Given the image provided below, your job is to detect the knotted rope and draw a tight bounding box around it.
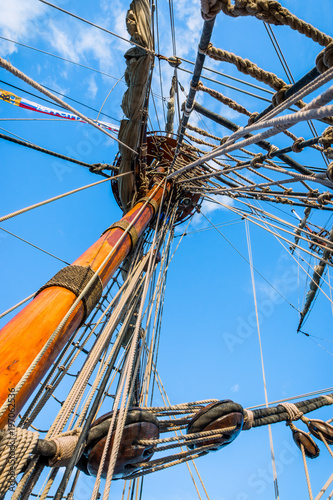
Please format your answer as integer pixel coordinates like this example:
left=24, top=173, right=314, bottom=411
left=243, top=409, right=254, bottom=430
left=48, top=428, right=82, bottom=468
left=319, top=126, right=333, bottom=159
left=278, top=402, right=303, bottom=422
left=316, top=42, right=333, bottom=73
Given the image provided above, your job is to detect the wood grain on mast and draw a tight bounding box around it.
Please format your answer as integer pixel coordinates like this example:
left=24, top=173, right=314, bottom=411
left=0, top=180, right=170, bottom=427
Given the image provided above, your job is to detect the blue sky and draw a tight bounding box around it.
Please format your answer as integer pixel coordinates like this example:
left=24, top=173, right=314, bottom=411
left=0, top=1, right=333, bottom=499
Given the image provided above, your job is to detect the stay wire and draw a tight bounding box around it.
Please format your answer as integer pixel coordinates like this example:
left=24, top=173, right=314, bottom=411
left=154, top=0, right=166, bottom=125
left=0, top=78, right=121, bottom=124
left=0, top=56, right=134, bottom=153
left=245, top=220, right=280, bottom=500
left=263, top=23, right=328, bottom=167
left=0, top=131, right=111, bottom=175
left=0, top=227, right=70, bottom=265
left=200, top=211, right=299, bottom=311
left=38, top=0, right=155, bottom=55
left=0, top=37, right=126, bottom=83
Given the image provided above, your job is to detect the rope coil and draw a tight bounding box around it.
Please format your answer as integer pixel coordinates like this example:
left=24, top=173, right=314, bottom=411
left=0, top=426, right=39, bottom=497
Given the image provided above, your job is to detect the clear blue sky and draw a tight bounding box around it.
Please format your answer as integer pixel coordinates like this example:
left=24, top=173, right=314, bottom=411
left=0, top=1, right=333, bottom=499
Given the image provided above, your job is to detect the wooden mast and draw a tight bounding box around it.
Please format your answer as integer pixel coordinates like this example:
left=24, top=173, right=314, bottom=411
left=0, top=180, right=170, bottom=427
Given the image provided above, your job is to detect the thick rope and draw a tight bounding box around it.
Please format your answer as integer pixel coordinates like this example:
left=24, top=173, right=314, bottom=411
left=137, top=425, right=236, bottom=446
left=197, top=81, right=252, bottom=114
left=206, top=43, right=286, bottom=91
left=316, top=42, right=333, bottom=74
left=168, top=73, right=333, bottom=180
left=203, top=0, right=332, bottom=48
left=187, top=123, right=220, bottom=142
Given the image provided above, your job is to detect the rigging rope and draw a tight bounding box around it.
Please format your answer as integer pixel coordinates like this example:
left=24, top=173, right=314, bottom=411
left=245, top=220, right=280, bottom=499
left=0, top=133, right=111, bottom=175
left=0, top=56, right=136, bottom=153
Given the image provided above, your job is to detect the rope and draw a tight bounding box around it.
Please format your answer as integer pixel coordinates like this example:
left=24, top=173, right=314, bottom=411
left=0, top=184, right=163, bottom=423
left=215, top=0, right=332, bottom=47
left=0, top=177, right=113, bottom=223
left=137, top=425, right=236, bottom=446
left=144, top=342, right=211, bottom=499
left=19, top=276, right=122, bottom=429
left=48, top=429, right=82, bottom=468
left=277, top=402, right=303, bottom=421
left=0, top=426, right=39, bottom=497
left=127, top=444, right=215, bottom=478
left=197, top=81, right=252, bottom=115
left=0, top=227, right=70, bottom=265
left=245, top=220, right=280, bottom=500
left=0, top=56, right=136, bottom=154
left=301, top=444, right=313, bottom=500
left=0, top=133, right=111, bottom=176
left=316, top=42, right=333, bottom=73
left=243, top=409, right=254, bottom=430
left=206, top=43, right=286, bottom=91
left=101, top=183, right=170, bottom=500
left=187, top=123, right=220, bottom=142
left=168, top=96, right=333, bottom=180
left=0, top=293, right=35, bottom=320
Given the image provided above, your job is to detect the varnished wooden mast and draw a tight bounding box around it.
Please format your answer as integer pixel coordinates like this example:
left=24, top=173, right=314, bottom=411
left=0, top=181, right=170, bottom=427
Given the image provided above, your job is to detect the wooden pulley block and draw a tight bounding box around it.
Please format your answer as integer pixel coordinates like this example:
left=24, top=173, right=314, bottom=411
left=76, top=408, right=159, bottom=479
left=291, top=428, right=320, bottom=459
left=304, top=419, right=333, bottom=445
left=186, top=400, right=244, bottom=451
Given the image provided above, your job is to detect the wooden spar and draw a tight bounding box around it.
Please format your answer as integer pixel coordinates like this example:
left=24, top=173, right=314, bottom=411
left=0, top=180, right=170, bottom=427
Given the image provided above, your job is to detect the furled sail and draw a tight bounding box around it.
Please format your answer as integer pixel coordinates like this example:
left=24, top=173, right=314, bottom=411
left=118, top=0, right=153, bottom=212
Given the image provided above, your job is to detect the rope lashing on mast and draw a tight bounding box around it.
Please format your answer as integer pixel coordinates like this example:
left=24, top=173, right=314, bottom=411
left=117, top=0, right=154, bottom=212
left=297, top=226, right=333, bottom=332
left=320, top=126, right=333, bottom=160
left=36, top=266, right=103, bottom=321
